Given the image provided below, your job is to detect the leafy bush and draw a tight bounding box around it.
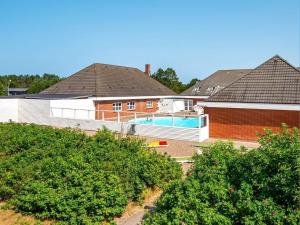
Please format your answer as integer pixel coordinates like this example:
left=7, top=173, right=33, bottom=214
left=0, top=123, right=182, bottom=224
left=144, top=126, right=300, bottom=224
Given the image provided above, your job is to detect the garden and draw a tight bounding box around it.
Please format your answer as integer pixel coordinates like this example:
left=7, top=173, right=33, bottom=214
left=1, top=123, right=299, bottom=225
left=0, top=123, right=182, bottom=224
left=144, top=126, right=300, bottom=224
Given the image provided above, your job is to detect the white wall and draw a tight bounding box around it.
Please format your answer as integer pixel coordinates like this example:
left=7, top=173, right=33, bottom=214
left=173, top=99, right=185, bottom=112
left=0, top=99, right=18, bottom=122
left=50, top=99, right=95, bottom=120
left=18, top=99, right=50, bottom=124
left=0, top=98, right=209, bottom=142
left=158, top=99, right=173, bottom=113
left=158, top=99, right=185, bottom=113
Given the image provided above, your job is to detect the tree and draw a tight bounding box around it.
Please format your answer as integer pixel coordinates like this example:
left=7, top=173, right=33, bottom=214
left=0, top=83, right=5, bottom=95
left=185, top=78, right=199, bottom=89
left=151, top=68, right=186, bottom=93
left=27, top=74, right=61, bottom=94
left=0, top=74, right=61, bottom=96
left=151, top=68, right=201, bottom=93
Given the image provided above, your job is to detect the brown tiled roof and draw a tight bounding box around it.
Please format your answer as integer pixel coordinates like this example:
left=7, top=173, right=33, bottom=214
left=207, top=55, right=300, bottom=104
left=181, top=69, right=251, bottom=96
left=41, top=63, right=176, bottom=97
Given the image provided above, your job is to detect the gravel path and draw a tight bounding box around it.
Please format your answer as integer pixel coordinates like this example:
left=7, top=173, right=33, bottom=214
left=115, top=189, right=161, bottom=225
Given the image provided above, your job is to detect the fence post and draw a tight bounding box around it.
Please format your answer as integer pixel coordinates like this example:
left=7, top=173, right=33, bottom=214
left=102, top=111, right=105, bottom=121
left=117, top=112, right=120, bottom=123
left=152, top=113, right=155, bottom=125
left=61, top=108, right=64, bottom=118
left=134, top=112, right=137, bottom=121
left=88, top=110, right=90, bottom=120
left=199, top=122, right=201, bottom=142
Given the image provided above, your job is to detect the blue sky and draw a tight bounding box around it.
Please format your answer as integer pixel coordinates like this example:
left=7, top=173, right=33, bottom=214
left=0, top=0, right=299, bottom=82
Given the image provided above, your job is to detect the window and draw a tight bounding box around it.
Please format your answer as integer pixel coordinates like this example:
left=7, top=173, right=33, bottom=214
left=112, top=102, right=122, bottom=112
left=127, top=101, right=135, bottom=110
left=146, top=100, right=153, bottom=109
left=184, top=100, right=193, bottom=111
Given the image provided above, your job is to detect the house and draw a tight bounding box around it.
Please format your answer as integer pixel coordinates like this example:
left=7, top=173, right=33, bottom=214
left=0, top=63, right=209, bottom=142
left=8, top=88, right=28, bottom=95
left=179, top=69, right=251, bottom=110
left=40, top=63, right=176, bottom=119
left=160, top=68, right=251, bottom=113
left=202, top=55, right=300, bottom=140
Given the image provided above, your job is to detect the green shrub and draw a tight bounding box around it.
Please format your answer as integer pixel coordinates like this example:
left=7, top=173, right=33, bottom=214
left=144, top=126, right=300, bottom=225
left=0, top=123, right=182, bottom=224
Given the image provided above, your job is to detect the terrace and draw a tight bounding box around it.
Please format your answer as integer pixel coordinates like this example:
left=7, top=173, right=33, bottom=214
left=49, top=106, right=209, bottom=142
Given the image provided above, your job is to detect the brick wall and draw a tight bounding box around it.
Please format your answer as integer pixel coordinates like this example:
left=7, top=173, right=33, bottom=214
left=204, top=107, right=300, bottom=141
left=95, top=99, right=158, bottom=120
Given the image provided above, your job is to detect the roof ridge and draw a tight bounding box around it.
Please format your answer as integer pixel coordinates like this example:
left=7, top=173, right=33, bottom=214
left=91, top=62, right=139, bottom=70
left=217, top=68, right=251, bottom=72
left=272, top=54, right=300, bottom=73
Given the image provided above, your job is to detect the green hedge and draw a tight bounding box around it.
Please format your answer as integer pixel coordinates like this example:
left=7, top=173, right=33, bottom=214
left=0, top=123, right=182, bottom=224
left=144, top=126, right=300, bottom=224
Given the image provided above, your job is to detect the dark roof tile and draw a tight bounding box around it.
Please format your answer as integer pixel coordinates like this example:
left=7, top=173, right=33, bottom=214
left=42, top=63, right=175, bottom=97
left=181, top=69, right=251, bottom=96
left=206, top=55, right=300, bottom=104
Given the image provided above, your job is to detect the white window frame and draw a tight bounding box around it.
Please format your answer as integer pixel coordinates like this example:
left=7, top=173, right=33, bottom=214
left=146, top=100, right=153, bottom=109
left=127, top=101, right=136, bottom=110
left=184, top=100, right=193, bottom=111
left=112, top=102, right=122, bottom=112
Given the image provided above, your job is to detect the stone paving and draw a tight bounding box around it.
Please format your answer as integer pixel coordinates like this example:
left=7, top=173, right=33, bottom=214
left=143, top=136, right=260, bottom=158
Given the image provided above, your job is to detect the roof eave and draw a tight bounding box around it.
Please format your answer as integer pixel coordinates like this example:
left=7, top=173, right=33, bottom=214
left=200, top=101, right=300, bottom=111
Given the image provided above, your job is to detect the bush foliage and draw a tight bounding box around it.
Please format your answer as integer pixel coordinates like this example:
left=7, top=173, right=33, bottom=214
left=0, top=123, right=182, bottom=224
left=144, top=127, right=300, bottom=225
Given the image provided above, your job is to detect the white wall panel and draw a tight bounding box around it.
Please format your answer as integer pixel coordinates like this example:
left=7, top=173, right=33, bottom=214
left=0, top=99, right=18, bottom=122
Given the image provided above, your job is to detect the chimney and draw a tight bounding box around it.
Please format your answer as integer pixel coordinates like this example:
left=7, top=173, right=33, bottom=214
left=145, top=64, right=151, bottom=76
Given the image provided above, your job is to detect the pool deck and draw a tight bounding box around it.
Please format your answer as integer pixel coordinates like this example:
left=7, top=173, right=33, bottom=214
left=85, top=130, right=260, bottom=158
left=143, top=136, right=260, bottom=158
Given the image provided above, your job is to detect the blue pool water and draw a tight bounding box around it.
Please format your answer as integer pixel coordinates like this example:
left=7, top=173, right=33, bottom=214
left=130, top=117, right=204, bottom=128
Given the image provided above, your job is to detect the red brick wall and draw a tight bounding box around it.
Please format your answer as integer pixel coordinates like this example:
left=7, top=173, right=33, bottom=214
left=204, top=107, right=300, bottom=141
left=95, top=99, right=158, bottom=119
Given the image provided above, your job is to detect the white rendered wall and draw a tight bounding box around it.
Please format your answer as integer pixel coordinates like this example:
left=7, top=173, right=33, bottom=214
left=0, top=99, right=18, bottom=122
left=158, top=99, right=185, bottom=113
left=158, top=99, right=174, bottom=113
left=18, top=99, right=50, bottom=124
left=16, top=98, right=209, bottom=142
left=50, top=99, right=95, bottom=120
left=173, top=99, right=185, bottom=112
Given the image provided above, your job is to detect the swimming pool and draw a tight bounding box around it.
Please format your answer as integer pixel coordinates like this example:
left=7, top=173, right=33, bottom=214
left=130, top=116, right=204, bottom=128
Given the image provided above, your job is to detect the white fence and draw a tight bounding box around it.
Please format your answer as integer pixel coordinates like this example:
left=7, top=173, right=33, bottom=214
left=1, top=99, right=209, bottom=142
left=49, top=107, right=209, bottom=142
